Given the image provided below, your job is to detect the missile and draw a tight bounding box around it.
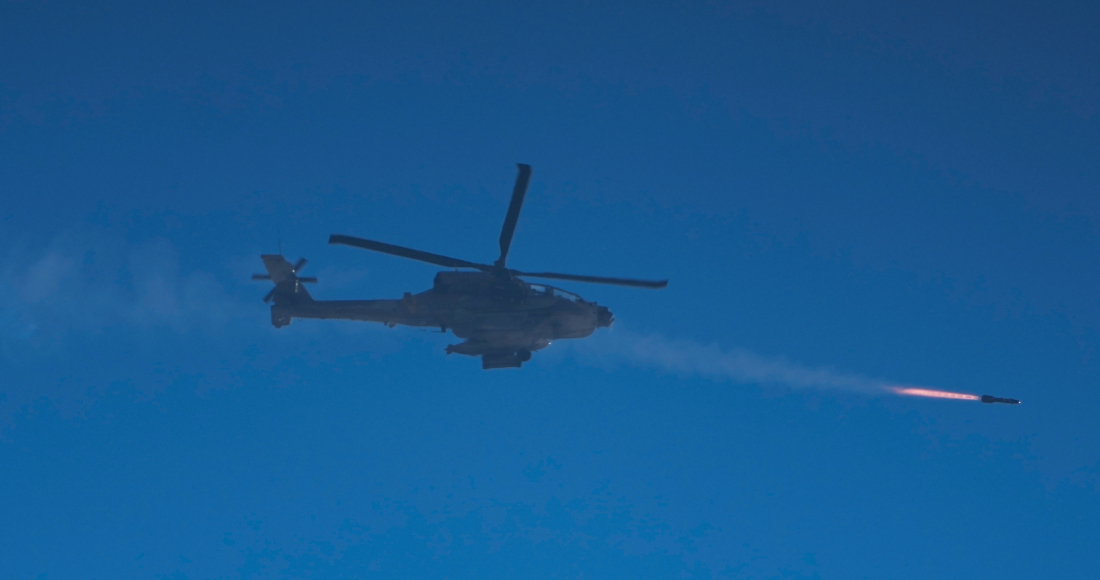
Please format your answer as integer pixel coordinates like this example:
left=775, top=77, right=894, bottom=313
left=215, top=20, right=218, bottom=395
left=980, top=395, right=1020, bottom=405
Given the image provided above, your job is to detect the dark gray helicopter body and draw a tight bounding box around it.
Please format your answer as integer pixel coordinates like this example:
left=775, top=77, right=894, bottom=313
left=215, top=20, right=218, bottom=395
left=254, top=165, right=665, bottom=369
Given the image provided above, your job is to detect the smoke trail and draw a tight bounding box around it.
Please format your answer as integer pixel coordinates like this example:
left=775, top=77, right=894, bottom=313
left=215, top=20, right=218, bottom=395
left=575, top=328, right=960, bottom=398
left=0, top=235, right=244, bottom=347
left=575, top=328, right=886, bottom=394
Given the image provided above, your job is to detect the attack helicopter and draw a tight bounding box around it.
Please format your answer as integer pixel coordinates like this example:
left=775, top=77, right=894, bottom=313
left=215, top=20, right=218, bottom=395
left=253, top=164, right=667, bottom=369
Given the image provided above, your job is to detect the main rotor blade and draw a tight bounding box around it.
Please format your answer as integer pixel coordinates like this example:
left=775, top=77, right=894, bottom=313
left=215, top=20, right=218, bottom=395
left=329, top=234, right=491, bottom=271
left=292, top=258, right=307, bottom=272
left=512, top=270, right=668, bottom=289
left=496, top=163, right=532, bottom=268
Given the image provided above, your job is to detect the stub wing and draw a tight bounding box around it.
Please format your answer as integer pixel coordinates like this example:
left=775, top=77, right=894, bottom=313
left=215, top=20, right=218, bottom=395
left=445, top=335, right=550, bottom=369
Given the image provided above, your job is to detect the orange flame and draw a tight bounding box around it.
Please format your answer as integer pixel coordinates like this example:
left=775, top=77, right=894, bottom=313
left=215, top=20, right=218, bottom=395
left=892, top=387, right=980, bottom=401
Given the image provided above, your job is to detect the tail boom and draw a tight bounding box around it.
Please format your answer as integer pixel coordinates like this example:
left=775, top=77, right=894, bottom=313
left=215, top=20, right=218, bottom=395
left=276, top=299, right=439, bottom=328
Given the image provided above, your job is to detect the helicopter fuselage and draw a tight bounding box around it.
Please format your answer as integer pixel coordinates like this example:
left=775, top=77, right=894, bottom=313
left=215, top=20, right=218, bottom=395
left=268, top=267, right=613, bottom=368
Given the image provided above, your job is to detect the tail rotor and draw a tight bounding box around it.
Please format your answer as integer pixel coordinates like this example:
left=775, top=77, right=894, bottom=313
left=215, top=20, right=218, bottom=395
left=252, top=255, right=317, bottom=303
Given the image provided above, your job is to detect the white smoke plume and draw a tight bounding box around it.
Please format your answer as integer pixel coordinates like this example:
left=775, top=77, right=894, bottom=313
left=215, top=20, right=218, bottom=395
left=0, top=235, right=245, bottom=346
left=575, top=328, right=896, bottom=395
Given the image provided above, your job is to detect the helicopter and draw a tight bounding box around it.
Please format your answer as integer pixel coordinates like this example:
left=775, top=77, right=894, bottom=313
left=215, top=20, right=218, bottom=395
left=253, top=164, right=667, bottom=369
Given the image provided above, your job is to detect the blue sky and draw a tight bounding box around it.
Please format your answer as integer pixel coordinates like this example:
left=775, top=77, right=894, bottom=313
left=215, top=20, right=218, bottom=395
left=2, top=1, right=1099, bottom=578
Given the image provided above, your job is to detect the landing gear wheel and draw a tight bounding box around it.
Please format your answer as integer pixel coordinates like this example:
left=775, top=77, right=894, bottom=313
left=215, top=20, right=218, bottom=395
left=516, top=349, right=532, bottom=362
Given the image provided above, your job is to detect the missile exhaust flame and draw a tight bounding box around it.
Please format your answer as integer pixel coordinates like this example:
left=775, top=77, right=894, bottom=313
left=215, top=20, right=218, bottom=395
left=891, top=387, right=981, bottom=401
left=575, top=329, right=1020, bottom=405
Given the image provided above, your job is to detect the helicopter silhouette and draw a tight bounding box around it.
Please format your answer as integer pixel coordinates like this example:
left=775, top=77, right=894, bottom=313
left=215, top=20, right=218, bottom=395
left=253, top=164, right=666, bottom=369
